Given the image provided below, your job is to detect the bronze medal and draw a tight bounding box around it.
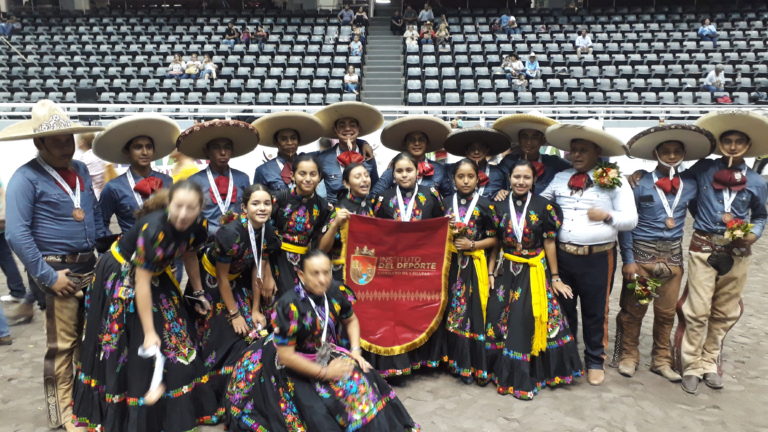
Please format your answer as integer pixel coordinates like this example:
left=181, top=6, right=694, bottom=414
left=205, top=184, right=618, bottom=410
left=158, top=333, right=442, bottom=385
left=665, top=217, right=676, bottom=229
left=72, top=208, right=85, bottom=222
left=516, top=243, right=523, bottom=252
left=722, top=212, right=733, bottom=224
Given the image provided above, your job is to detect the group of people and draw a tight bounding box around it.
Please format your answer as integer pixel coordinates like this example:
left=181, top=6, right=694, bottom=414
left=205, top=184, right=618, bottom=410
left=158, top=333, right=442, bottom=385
left=0, top=99, right=765, bottom=432
left=165, top=53, right=219, bottom=80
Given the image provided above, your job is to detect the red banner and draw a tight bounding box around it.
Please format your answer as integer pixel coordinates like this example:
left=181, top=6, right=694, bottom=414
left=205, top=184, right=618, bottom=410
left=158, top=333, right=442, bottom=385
left=342, top=215, right=450, bottom=355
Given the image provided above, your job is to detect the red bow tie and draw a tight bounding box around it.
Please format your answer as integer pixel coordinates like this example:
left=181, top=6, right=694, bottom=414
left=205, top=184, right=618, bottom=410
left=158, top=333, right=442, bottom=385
left=477, top=170, right=490, bottom=186
left=133, top=176, right=163, bottom=198
left=712, top=169, right=747, bottom=192
left=654, top=176, right=680, bottom=195
left=531, top=161, right=545, bottom=179
left=567, top=172, right=591, bottom=192
left=337, top=151, right=364, bottom=167
left=280, top=161, right=293, bottom=185
left=418, top=161, right=434, bottom=178
left=209, top=175, right=237, bottom=203
left=53, top=167, right=85, bottom=192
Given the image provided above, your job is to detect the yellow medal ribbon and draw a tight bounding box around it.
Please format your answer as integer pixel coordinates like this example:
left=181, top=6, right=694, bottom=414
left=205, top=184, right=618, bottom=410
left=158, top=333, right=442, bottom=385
left=503, top=251, right=548, bottom=356
left=110, top=241, right=182, bottom=295
left=201, top=254, right=239, bottom=281
left=448, top=244, right=490, bottom=323
left=280, top=242, right=309, bottom=255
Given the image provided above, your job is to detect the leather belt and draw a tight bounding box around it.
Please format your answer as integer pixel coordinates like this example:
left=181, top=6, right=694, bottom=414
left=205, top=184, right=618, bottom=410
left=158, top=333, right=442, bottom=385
left=557, top=241, right=615, bottom=256
left=43, top=251, right=95, bottom=264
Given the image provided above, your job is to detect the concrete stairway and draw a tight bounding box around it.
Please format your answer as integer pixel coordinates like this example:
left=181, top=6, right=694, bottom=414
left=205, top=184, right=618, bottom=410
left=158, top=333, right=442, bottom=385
left=361, top=9, right=404, bottom=106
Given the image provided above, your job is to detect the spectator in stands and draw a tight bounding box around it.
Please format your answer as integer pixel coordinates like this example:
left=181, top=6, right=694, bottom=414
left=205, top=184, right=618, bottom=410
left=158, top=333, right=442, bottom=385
left=352, top=24, right=367, bottom=44
left=404, top=24, right=419, bottom=40
left=338, top=5, right=354, bottom=25
left=353, top=7, right=369, bottom=28
left=241, top=27, right=252, bottom=49
left=0, top=17, right=11, bottom=37
left=575, top=29, right=594, bottom=57
left=166, top=54, right=185, bottom=79
left=405, top=34, right=419, bottom=49
left=698, top=18, right=718, bottom=47
left=702, top=64, right=727, bottom=93
left=183, top=53, right=202, bottom=79
left=403, top=5, right=418, bottom=27
left=512, top=73, right=529, bottom=91
left=502, top=54, right=525, bottom=82
left=349, top=35, right=363, bottom=56
left=450, top=117, right=464, bottom=129
left=524, top=52, right=541, bottom=79
left=420, top=24, right=436, bottom=45
left=223, top=22, right=240, bottom=47
left=344, top=65, right=360, bottom=95
left=418, top=4, right=435, bottom=27
left=436, top=13, right=448, bottom=27
left=255, top=26, right=268, bottom=51
left=435, top=22, right=451, bottom=50
left=200, top=54, right=218, bottom=80
left=500, top=9, right=520, bottom=35
left=391, top=10, right=404, bottom=35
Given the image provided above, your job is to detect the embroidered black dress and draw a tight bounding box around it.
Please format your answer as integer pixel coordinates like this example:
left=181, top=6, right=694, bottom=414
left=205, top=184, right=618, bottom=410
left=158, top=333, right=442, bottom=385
left=330, top=193, right=377, bottom=281
left=225, top=282, right=419, bottom=432
left=73, top=210, right=221, bottom=431
left=442, top=192, right=498, bottom=382
left=485, top=194, right=583, bottom=400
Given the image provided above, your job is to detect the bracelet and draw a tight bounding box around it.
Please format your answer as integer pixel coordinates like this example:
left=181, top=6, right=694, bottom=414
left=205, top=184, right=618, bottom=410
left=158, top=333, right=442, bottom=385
left=551, top=273, right=559, bottom=277
left=191, top=290, right=205, bottom=297
left=470, top=240, right=475, bottom=251
left=552, top=277, right=562, bottom=283
left=351, top=347, right=362, bottom=353
left=227, top=310, right=242, bottom=322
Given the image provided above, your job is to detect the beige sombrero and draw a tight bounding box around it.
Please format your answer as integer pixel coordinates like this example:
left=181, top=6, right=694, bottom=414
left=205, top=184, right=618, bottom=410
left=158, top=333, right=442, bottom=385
left=93, top=114, right=180, bottom=164
left=545, top=118, right=627, bottom=157
left=443, top=127, right=511, bottom=157
left=627, top=124, right=716, bottom=161
left=252, top=111, right=324, bottom=147
left=176, top=120, right=259, bottom=160
left=492, top=110, right=558, bottom=143
left=314, top=102, right=384, bottom=138
left=695, top=110, right=768, bottom=158
left=380, top=116, right=451, bottom=152
left=0, top=100, right=103, bottom=141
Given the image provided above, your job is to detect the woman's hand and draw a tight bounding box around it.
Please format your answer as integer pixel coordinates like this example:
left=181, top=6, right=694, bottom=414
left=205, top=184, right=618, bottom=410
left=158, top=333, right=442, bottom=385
left=251, top=310, right=267, bottom=330
left=324, top=357, right=354, bottom=381
left=348, top=350, right=372, bottom=373
left=551, top=279, right=573, bottom=299
left=453, top=237, right=473, bottom=251
left=143, top=331, right=161, bottom=350
left=230, top=315, right=250, bottom=336
left=193, top=297, right=212, bottom=315
left=334, top=208, right=351, bottom=226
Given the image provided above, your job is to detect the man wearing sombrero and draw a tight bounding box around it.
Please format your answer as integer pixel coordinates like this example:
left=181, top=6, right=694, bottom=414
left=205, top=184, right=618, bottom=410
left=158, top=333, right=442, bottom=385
left=442, top=127, right=511, bottom=199
left=676, top=110, right=768, bottom=394
left=615, top=124, right=715, bottom=383
left=314, top=102, right=382, bottom=203
left=252, top=111, right=324, bottom=191
left=540, top=118, right=638, bottom=386
left=0, top=100, right=106, bottom=431
left=178, top=120, right=257, bottom=234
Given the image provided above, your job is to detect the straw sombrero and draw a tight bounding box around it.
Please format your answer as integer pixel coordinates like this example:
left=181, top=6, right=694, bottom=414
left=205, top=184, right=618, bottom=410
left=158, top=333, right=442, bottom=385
left=627, top=124, right=716, bottom=161
left=380, top=116, right=451, bottom=152
left=93, top=114, right=180, bottom=164
left=695, top=110, right=768, bottom=158
left=314, top=102, right=384, bottom=138
left=252, top=111, right=324, bottom=147
left=176, top=120, right=259, bottom=160
left=0, top=100, right=103, bottom=142
left=545, top=118, right=627, bottom=157
left=443, top=127, right=511, bottom=157
left=493, top=110, right=558, bottom=143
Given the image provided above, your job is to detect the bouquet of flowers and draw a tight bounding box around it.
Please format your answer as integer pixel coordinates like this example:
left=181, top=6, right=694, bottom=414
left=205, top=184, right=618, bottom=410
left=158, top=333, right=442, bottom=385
left=592, top=161, right=622, bottom=189
left=724, top=218, right=753, bottom=242
left=451, top=221, right=469, bottom=238
left=626, top=274, right=661, bottom=305
left=245, top=327, right=269, bottom=344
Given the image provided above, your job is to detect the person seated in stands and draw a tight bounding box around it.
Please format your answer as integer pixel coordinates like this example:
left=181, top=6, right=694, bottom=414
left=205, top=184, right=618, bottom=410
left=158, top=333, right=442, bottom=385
left=403, top=5, right=418, bottom=27
left=240, top=27, right=251, bottom=49
left=391, top=10, right=404, bottom=35
left=0, top=16, right=15, bottom=37
left=403, top=24, right=419, bottom=40
left=199, top=54, right=218, bottom=80
left=702, top=64, right=727, bottom=93
left=420, top=24, right=436, bottom=45
left=255, top=26, right=268, bottom=50
left=503, top=54, right=525, bottom=82
left=165, top=54, right=185, bottom=79
left=575, top=29, right=593, bottom=57
left=182, top=53, right=202, bottom=79
left=338, top=5, right=354, bottom=25
left=343, top=65, right=360, bottom=95
left=436, top=13, right=448, bottom=27
left=525, top=52, right=541, bottom=79
left=353, top=7, right=369, bottom=28
left=698, top=18, right=718, bottom=47
left=512, top=73, right=529, bottom=91
left=418, top=4, right=435, bottom=27
left=435, top=22, right=451, bottom=49
left=223, top=21, right=240, bottom=47
left=405, top=34, right=419, bottom=49
left=349, top=35, right=363, bottom=56
left=352, top=24, right=366, bottom=44
left=500, top=9, right=520, bottom=35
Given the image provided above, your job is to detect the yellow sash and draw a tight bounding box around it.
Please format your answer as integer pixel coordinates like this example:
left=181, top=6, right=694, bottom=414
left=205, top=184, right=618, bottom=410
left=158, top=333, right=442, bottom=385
left=110, top=242, right=181, bottom=294
left=281, top=242, right=309, bottom=255
left=448, top=244, right=490, bottom=323
left=503, top=251, right=548, bottom=356
left=331, top=257, right=345, bottom=265
left=201, top=254, right=240, bottom=281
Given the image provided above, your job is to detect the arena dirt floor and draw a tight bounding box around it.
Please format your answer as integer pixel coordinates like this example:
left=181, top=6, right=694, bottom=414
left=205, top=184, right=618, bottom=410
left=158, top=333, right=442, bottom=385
left=1, top=227, right=767, bottom=431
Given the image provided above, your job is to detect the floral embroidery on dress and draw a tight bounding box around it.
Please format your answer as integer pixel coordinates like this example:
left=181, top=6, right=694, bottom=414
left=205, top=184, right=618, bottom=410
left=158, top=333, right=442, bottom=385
left=316, top=368, right=381, bottom=429
left=158, top=294, right=197, bottom=364
left=227, top=347, right=263, bottom=407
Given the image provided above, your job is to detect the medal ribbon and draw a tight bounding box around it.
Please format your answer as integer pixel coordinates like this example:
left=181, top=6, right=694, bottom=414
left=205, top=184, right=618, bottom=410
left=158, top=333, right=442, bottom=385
left=37, top=156, right=81, bottom=210
left=305, top=292, right=329, bottom=345
left=509, top=192, right=531, bottom=246
left=395, top=186, right=417, bottom=222
left=721, top=168, right=747, bottom=215
left=126, top=169, right=145, bottom=207
left=651, top=171, right=684, bottom=222
left=452, top=192, right=480, bottom=225
left=206, top=166, right=234, bottom=215
left=247, top=221, right=265, bottom=280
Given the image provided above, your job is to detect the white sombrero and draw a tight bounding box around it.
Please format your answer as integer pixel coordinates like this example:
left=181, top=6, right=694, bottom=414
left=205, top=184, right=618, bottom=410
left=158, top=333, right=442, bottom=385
left=93, top=114, right=180, bottom=164
left=380, top=116, right=451, bottom=152
left=545, top=118, right=627, bottom=157
left=695, top=110, right=768, bottom=158
left=314, top=102, right=384, bottom=138
left=443, top=127, right=511, bottom=157
left=253, top=111, right=324, bottom=148
left=627, top=124, right=716, bottom=161
left=176, top=120, right=259, bottom=160
left=492, top=110, right=558, bottom=143
left=0, top=100, right=103, bottom=142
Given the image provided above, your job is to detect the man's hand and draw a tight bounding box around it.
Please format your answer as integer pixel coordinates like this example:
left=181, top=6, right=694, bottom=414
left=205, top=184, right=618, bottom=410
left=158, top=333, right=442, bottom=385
left=50, top=269, right=77, bottom=296
left=587, top=207, right=610, bottom=222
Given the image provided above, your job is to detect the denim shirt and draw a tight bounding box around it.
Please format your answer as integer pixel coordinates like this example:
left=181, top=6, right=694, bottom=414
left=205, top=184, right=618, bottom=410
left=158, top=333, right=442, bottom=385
left=188, top=165, right=252, bottom=234
left=687, top=158, right=767, bottom=238
left=253, top=156, right=291, bottom=192
left=313, top=140, right=379, bottom=204
left=373, top=158, right=452, bottom=198
left=5, top=158, right=106, bottom=287
left=99, top=169, right=173, bottom=233
left=499, top=153, right=571, bottom=193
left=446, top=161, right=508, bottom=199
left=619, top=169, right=698, bottom=263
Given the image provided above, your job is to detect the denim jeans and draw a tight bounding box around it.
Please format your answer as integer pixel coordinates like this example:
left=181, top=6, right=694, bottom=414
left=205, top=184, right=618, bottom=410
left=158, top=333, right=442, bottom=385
left=702, top=85, right=723, bottom=93
left=223, top=39, right=236, bottom=46
left=0, top=233, right=26, bottom=299
left=344, top=83, right=358, bottom=93
left=0, top=23, right=12, bottom=37
left=0, top=306, right=9, bottom=337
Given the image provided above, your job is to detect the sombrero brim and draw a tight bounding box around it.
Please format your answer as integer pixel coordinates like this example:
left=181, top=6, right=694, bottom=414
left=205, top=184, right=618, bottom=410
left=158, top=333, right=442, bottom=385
left=443, top=128, right=511, bottom=157
left=0, top=120, right=103, bottom=142
left=252, top=111, right=324, bottom=147
left=314, top=102, right=384, bottom=138
left=380, top=116, right=451, bottom=153
left=176, top=120, right=259, bottom=160
left=627, top=124, right=716, bottom=161
left=695, top=110, right=768, bottom=157
left=545, top=124, right=627, bottom=157
left=93, top=115, right=180, bottom=164
left=492, top=114, right=558, bottom=143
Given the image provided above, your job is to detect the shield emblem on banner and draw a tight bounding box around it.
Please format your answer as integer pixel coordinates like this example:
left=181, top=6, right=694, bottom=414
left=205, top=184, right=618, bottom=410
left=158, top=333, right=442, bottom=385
left=350, top=246, right=377, bottom=286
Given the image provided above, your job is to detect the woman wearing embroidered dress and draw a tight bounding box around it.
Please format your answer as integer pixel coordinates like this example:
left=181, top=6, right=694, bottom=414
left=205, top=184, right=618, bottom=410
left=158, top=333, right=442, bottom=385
left=225, top=250, right=419, bottom=431
left=73, top=180, right=221, bottom=431
left=271, top=154, right=334, bottom=299
left=319, top=162, right=377, bottom=281
left=94, top=114, right=178, bottom=234
left=442, top=158, right=498, bottom=384
left=191, top=184, right=280, bottom=402
left=485, top=160, right=582, bottom=400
